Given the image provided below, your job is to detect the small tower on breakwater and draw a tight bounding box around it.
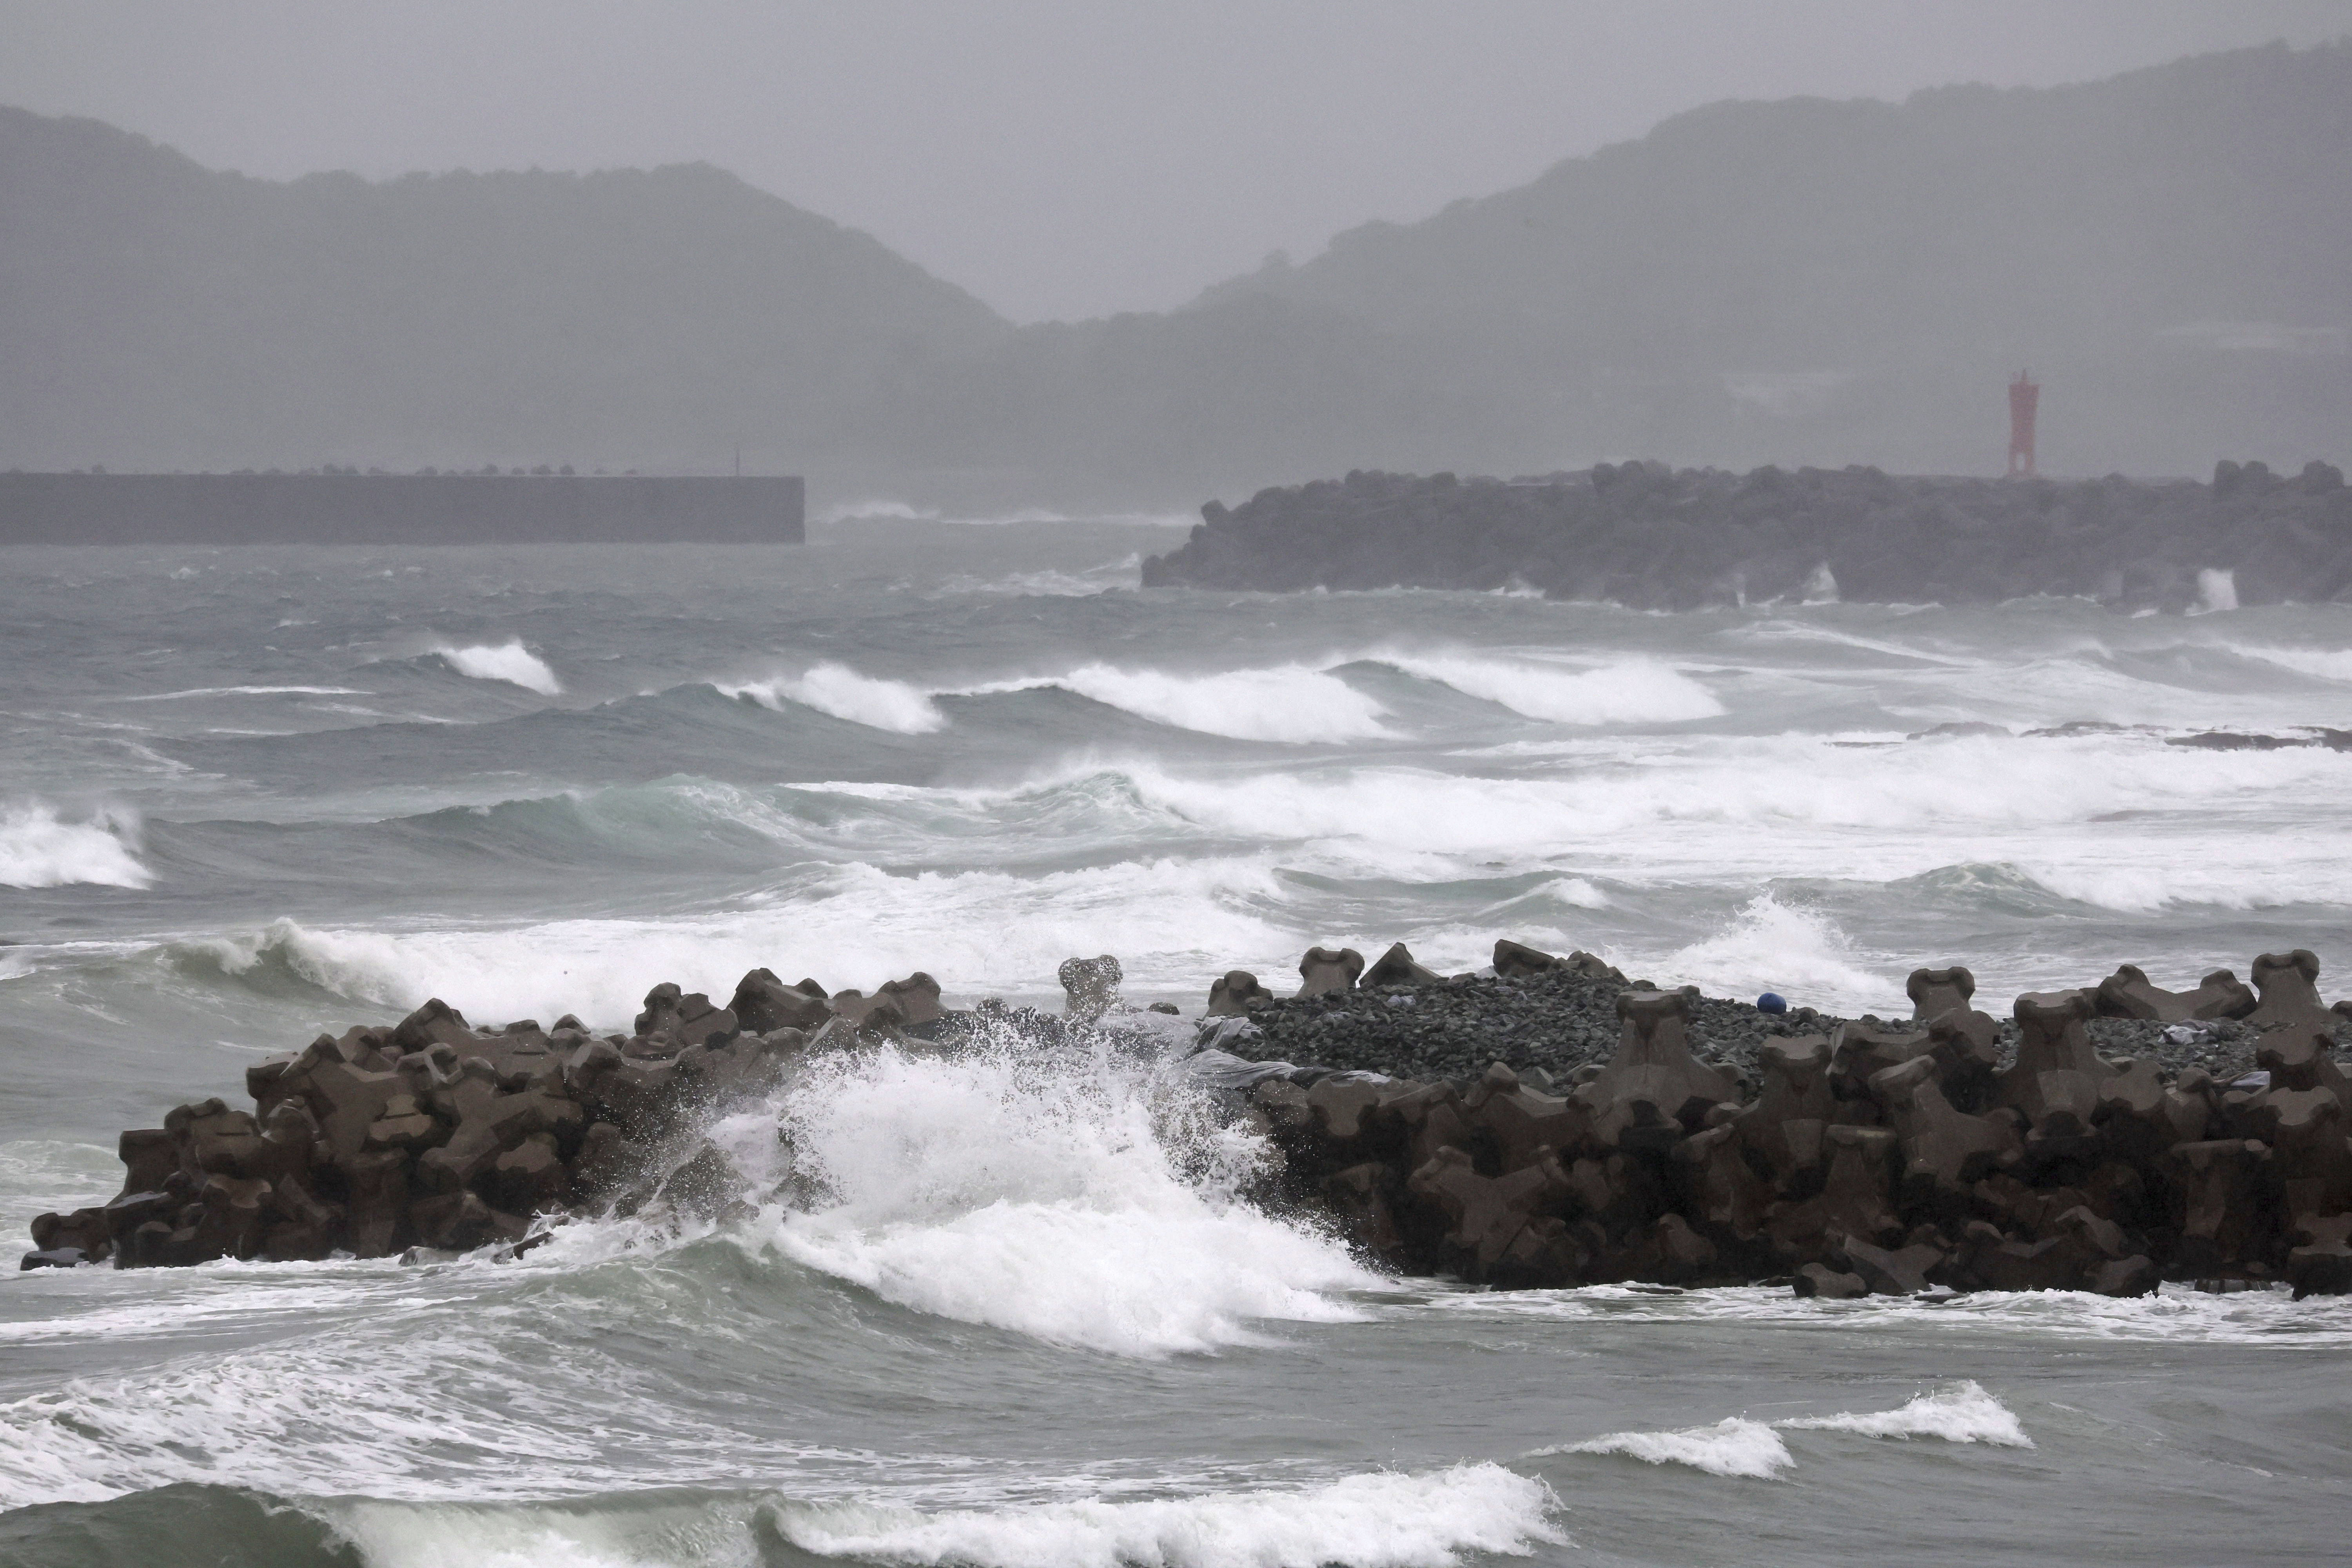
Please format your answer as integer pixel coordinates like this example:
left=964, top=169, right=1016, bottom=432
left=2007, top=370, right=2040, bottom=477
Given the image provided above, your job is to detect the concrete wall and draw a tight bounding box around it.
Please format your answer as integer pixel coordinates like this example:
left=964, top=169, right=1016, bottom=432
left=0, top=473, right=804, bottom=545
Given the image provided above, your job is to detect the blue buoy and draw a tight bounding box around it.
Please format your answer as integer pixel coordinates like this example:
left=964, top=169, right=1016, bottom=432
left=1756, top=992, right=1788, bottom=1014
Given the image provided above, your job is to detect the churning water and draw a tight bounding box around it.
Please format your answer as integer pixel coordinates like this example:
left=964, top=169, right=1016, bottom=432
left=3, top=515, right=2349, bottom=1564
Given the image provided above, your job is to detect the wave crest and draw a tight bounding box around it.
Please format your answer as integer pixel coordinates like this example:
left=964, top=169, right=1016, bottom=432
left=431, top=640, right=561, bottom=695
left=764, top=1038, right=1378, bottom=1356
left=1545, top=1416, right=1792, bottom=1479
left=1781, top=1380, right=2032, bottom=1446
left=724, top=663, right=946, bottom=733
left=991, top=664, right=1394, bottom=743
left=0, top=799, right=152, bottom=889
left=1384, top=652, right=1724, bottom=724
left=766, top=1464, right=1562, bottom=1568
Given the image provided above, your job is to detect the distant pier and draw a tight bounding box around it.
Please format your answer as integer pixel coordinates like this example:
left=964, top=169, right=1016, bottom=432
left=0, top=472, right=805, bottom=545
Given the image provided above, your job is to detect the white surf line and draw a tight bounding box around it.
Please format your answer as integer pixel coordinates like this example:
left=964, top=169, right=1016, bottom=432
left=1531, top=1381, right=2030, bottom=1479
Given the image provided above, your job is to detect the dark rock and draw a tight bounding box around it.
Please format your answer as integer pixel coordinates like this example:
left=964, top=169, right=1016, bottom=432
left=1579, top=988, right=1735, bottom=1148
left=1059, top=954, right=1124, bottom=1020
left=1207, top=969, right=1277, bottom=1016
left=1363, top=942, right=1445, bottom=990
left=20, top=1247, right=89, bottom=1270
left=2247, top=949, right=2331, bottom=1035
left=1296, top=946, right=1364, bottom=998
left=1906, top=966, right=1975, bottom=1021
left=728, top=968, right=833, bottom=1033
left=1408, top=1144, right=1571, bottom=1278
left=1138, top=465, right=2352, bottom=612
left=1793, top=1262, right=1868, bottom=1299
left=2287, top=1213, right=2352, bottom=1298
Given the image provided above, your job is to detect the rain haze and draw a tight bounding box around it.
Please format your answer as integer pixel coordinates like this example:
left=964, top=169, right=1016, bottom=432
left=3, top=0, right=2347, bottom=319
left=5, top=9, right=2352, bottom=1568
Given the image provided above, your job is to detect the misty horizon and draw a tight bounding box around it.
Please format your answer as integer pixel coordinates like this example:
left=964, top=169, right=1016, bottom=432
left=7, top=31, right=2347, bottom=495
left=5, top=0, right=2348, bottom=323
left=8, top=10, right=2352, bottom=1560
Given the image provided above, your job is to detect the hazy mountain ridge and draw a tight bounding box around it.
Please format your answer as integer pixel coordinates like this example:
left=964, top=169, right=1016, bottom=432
left=0, top=107, right=1011, bottom=476
left=1165, top=40, right=2352, bottom=479
left=2, top=41, right=2347, bottom=503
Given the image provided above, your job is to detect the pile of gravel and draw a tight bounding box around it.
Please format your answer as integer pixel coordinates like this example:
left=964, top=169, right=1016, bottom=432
left=1236, top=972, right=2315, bottom=1093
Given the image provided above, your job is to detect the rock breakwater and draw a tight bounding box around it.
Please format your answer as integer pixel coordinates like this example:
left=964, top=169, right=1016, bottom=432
left=22, top=942, right=2352, bottom=1302
left=1139, top=460, right=2352, bottom=610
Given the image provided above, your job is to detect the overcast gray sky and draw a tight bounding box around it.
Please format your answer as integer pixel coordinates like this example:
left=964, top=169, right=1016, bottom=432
left=4, top=1, right=2344, bottom=322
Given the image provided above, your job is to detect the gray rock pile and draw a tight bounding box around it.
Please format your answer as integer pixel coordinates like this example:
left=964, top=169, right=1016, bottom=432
left=23, top=937, right=2352, bottom=1302
left=16, top=967, right=940, bottom=1270
left=1209, top=940, right=2352, bottom=1299
left=1138, top=460, right=2352, bottom=610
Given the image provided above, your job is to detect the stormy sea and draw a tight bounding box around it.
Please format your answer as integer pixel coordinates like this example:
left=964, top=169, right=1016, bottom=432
left=3, top=512, right=2348, bottom=1566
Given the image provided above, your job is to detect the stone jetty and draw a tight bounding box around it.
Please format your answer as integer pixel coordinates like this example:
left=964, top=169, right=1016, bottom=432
left=22, top=943, right=2352, bottom=1300
left=1138, top=461, right=2352, bottom=610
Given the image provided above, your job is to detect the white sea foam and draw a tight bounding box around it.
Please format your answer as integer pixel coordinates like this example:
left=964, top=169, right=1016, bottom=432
left=976, top=664, right=1394, bottom=742
left=2193, top=568, right=2239, bottom=614
left=2231, top=644, right=2352, bottom=683
left=929, top=567, right=1117, bottom=598
left=327, top=1506, right=683, bottom=1568
left=0, top=1327, right=588, bottom=1508
left=1528, top=1385, right=2026, bottom=1483
left=1780, top=1381, right=2031, bottom=1446
left=1383, top=652, right=1724, bottom=724
left=1661, top=895, right=1894, bottom=1012
left=1543, top=876, right=1610, bottom=909
left=0, top=1138, right=118, bottom=1243
left=432, top=640, right=562, bottom=695
left=0, top=799, right=153, bottom=889
left=114, top=684, right=368, bottom=702
left=196, top=851, right=1291, bottom=1023
left=766, top=1042, right=1378, bottom=1356
left=769, top=1464, right=1562, bottom=1568
left=822, top=498, right=940, bottom=524
left=1542, top=1417, right=1792, bottom=1478
left=1405, top=1281, right=2352, bottom=1345
left=1114, top=735, right=2352, bottom=905
left=724, top=663, right=946, bottom=733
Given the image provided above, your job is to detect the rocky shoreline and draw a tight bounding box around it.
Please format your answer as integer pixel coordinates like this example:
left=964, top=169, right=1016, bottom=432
left=22, top=942, right=2352, bottom=1302
left=1138, top=460, right=2352, bottom=610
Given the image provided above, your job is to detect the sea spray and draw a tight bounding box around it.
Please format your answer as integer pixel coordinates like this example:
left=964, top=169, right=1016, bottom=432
left=430, top=639, right=562, bottom=695
left=724, top=663, right=947, bottom=733
left=1377, top=651, right=1724, bottom=724
left=165, top=852, right=1294, bottom=1025
left=0, top=799, right=152, bottom=890
left=763, top=1465, right=1564, bottom=1568
left=1541, top=1417, right=1794, bottom=1479
left=1779, top=1381, right=2033, bottom=1446
left=760, top=1031, right=1379, bottom=1356
left=964, top=664, right=1395, bottom=743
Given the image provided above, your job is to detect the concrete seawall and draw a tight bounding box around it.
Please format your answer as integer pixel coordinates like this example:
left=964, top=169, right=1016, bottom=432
left=0, top=473, right=805, bottom=545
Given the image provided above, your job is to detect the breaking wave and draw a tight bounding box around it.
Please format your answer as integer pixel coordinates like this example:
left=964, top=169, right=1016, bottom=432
left=764, top=1464, right=1562, bottom=1568
left=1661, top=894, right=1894, bottom=1014
left=1537, top=1383, right=2029, bottom=1480
left=0, top=799, right=153, bottom=889
left=1383, top=652, right=1724, bottom=724
left=762, top=1040, right=1379, bottom=1357
left=724, top=662, right=946, bottom=733
left=165, top=851, right=1294, bottom=1025
left=2230, top=643, right=2352, bottom=683
left=430, top=639, right=562, bottom=695
left=1544, top=1417, right=1793, bottom=1479
left=1780, top=1381, right=2032, bottom=1446
left=976, top=664, right=1395, bottom=743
